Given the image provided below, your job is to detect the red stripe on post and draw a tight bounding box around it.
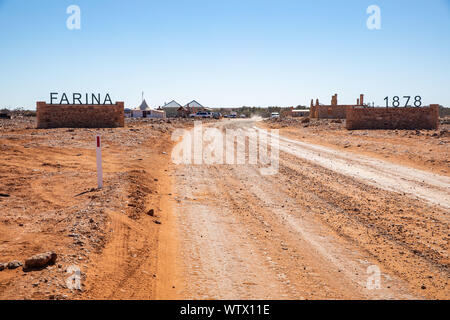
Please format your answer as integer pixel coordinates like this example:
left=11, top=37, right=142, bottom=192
left=97, top=136, right=100, bottom=148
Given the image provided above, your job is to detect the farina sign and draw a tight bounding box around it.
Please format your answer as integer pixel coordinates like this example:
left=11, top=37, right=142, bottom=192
left=49, top=92, right=113, bottom=105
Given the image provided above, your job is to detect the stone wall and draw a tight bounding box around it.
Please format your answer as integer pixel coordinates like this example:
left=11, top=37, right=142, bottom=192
left=346, top=105, right=439, bottom=130
left=309, top=94, right=364, bottom=119
left=36, top=102, right=124, bottom=128
left=310, top=105, right=348, bottom=119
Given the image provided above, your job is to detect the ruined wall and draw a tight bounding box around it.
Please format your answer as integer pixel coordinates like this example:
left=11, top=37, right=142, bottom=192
left=310, top=94, right=365, bottom=119
left=346, top=105, right=439, bottom=130
left=36, top=102, right=124, bottom=128
left=311, top=105, right=318, bottom=118
left=310, top=105, right=348, bottom=119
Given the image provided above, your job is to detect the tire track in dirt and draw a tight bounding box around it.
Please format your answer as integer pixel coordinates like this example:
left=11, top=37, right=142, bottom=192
left=80, top=132, right=176, bottom=300
left=169, top=120, right=440, bottom=299
left=256, top=127, right=450, bottom=210
left=173, top=165, right=291, bottom=299
left=257, top=123, right=449, bottom=298
left=229, top=127, right=418, bottom=299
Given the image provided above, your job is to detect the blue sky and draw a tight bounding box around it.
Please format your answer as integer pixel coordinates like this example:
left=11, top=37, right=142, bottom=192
left=0, top=0, right=449, bottom=109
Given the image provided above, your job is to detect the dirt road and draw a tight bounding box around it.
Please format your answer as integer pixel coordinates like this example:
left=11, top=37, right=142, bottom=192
left=258, top=127, right=450, bottom=209
left=1, top=118, right=447, bottom=300
left=162, top=119, right=449, bottom=299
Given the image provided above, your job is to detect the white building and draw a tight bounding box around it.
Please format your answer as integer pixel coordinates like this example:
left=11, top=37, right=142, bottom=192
left=292, top=109, right=310, bottom=117
left=132, top=99, right=166, bottom=119
left=148, top=109, right=166, bottom=118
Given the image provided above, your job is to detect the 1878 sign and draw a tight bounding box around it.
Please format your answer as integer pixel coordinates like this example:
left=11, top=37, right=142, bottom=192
left=49, top=93, right=113, bottom=105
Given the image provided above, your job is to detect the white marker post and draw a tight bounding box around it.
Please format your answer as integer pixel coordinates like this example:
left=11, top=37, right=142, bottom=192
left=96, top=135, right=103, bottom=189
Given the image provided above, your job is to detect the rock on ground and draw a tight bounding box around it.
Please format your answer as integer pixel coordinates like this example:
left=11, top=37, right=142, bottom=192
left=24, top=252, right=57, bottom=270
left=7, top=260, right=22, bottom=269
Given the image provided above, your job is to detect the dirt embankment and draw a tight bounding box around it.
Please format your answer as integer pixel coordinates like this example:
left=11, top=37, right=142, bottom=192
left=263, top=117, right=450, bottom=176
left=0, top=117, right=189, bottom=300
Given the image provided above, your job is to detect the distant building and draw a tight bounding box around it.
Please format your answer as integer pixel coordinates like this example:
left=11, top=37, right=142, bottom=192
left=161, top=100, right=183, bottom=118
left=184, top=100, right=211, bottom=112
left=124, top=108, right=132, bottom=118
left=147, top=109, right=166, bottom=118
left=177, top=106, right=190, bottom=118
left=131, top=99, right=166, bottom=118
left=176, top=100, right=210, bottom=117
left=162, top=100, right=182, bottom=109
left=184, top=100, right=203, bottom=111
left=291, top=109, right=310, bottom=117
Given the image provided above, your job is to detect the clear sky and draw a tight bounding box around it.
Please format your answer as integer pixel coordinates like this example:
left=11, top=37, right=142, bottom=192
left=0, top=0, right=449, bottom=109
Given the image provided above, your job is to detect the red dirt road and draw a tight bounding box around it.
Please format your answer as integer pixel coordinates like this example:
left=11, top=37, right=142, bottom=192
left=0, top=118, right=448, bottom=300
left=164, top=119, right=448, bottom=299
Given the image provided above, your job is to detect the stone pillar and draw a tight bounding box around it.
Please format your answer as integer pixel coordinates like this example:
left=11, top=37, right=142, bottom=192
left=331, top=94, right=338, bottom=106
left=36, top=101, right=46, bottom=129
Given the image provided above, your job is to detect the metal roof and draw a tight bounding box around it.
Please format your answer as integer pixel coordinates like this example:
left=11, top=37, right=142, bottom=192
left=139, top=99, right=150, bottom=111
